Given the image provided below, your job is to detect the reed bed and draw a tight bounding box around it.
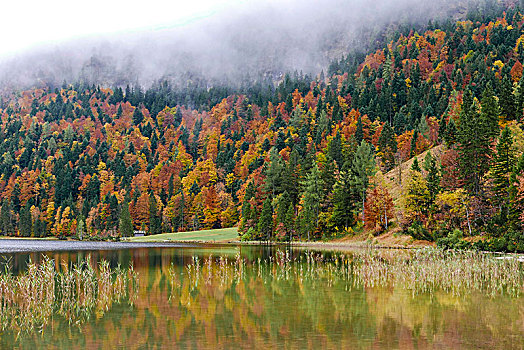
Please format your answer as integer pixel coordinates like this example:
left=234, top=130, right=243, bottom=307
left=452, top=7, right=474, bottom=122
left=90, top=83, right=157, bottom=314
left=172, top=248, right=524, bottom=298
left=0, top=256, right=138, bottom=334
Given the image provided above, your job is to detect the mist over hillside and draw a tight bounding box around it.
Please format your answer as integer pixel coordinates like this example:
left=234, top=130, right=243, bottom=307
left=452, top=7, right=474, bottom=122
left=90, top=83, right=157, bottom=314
left=0, top=0, right=506, bottom=89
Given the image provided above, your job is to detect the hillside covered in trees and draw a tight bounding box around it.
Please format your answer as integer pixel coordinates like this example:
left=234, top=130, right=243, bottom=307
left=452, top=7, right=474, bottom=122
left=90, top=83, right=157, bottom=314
left=0, top=3, right=523, bottom=251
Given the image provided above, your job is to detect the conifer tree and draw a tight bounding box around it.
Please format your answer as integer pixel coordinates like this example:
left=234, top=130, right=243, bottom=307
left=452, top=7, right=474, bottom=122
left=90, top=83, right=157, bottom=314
left=264, top=147, right=283, bottom=197
left=444, top=117, right=457, bottom=146
left=133, top=107, right=144, bottom=125
left=284, top=202, right=295, bottom=240
left=329, top=173, right=352, bottom=232
left=481, top=83, right=500, bottom=140
left=516, top=80, right=524, bottom=119
left=275, top=192, right=291, bottom=227
left=148, top=194, right=161, bottom=235
left=0, top=201, right=12, bottom=236
left=409, top=130, right=418, bottom=157
left=500, top=76, right=516, bottom=120
left=257, top=197, right=273, bottom=240
left=300, top=164, right=324, bottom=240
left=457, top=88, right=499, bottom=196
left=351, top=141, right=376, bottom=226
left=411, top=157, right=421, bottom=172
left=490, top=127, right=515, bottom=220
left=378, top=122, right=397, bottom=171
left=19, top=204, right=32, bottom=237
left=119, top=199, right=134, bottom=237
left=424, top=152, right=441, bottom=203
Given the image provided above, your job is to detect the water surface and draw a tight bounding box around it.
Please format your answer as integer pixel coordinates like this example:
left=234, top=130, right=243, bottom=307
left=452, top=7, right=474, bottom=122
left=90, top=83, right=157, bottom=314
left=1, top=245, right=523, bottom=349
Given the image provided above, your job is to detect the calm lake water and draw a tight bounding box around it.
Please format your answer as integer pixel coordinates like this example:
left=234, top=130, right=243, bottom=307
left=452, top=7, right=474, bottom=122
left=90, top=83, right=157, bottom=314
left=1, top=244, right=523, bottom=349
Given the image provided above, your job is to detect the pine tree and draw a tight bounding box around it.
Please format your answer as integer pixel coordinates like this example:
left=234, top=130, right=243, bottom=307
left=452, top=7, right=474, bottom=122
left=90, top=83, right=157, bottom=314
left=119, top=199, right=134, bottom=237
left=257, top=197, right=273, bottom=240
left=331, top=164, right=357, bottom=231
left=351, top=141, right=376, bottom=227
left=284, top=202, right=295, bottom=240
left=133, top=106, right=144, bottom=125
left=424, top=152, right=441, bottom=203
left=327, top=131, right=343, bottom=168
left=264, top=147, right=283, bottom=197
left=457, top=88, right=499, bottom=196
left=300, top=164, right=324, bottom=240
left=116, top=105, right=123, bottom=118
left=500, top=76, right=516, bottom=120
left=393, top=108, right=407, bottom=133
left=409, top=130, right=418, bottom=157
left=0, top=201, right=12, bottom=236
left=174, top=106, right=183, bottom=127
left=481, top=83, right=500, bottom=140
left=378, top=122, right=397, bottom=171
left=18, top=204, right=32, bottom=237
left=148, top=194, right=161, bottom=235
left=275, top=192, right=291, bottom=227
left=444, top=117, right=457, bottom=146
left=516, top=80, right=524, bottom=119
left=490, top=127, right=516, bottom=220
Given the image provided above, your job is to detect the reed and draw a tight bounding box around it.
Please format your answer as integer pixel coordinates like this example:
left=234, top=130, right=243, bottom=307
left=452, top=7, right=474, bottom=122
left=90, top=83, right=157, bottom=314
left=0, top=256, right=139, bottom=334
left=172, top=248, right=523, bottom=298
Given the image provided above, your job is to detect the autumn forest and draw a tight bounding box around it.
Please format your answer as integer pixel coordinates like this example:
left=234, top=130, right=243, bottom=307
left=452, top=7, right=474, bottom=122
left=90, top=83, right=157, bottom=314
left=0, top=4, right=523, bottom=252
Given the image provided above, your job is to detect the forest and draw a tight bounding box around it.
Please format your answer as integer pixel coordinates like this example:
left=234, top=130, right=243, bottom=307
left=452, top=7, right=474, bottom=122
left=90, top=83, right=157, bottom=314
left=0, top=4, right=522, bottom=251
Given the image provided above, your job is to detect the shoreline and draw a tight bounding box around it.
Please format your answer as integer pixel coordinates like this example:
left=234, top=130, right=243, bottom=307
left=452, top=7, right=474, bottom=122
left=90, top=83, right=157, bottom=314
left=1, top=237, right=522, bottom=258
left=0, top=237, right=422, bottom=254
left=0, top=238, right=200, bottom=253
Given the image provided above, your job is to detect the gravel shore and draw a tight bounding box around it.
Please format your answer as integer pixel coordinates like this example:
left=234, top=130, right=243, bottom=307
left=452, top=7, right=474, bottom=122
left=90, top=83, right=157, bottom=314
left=0, top=239, right=198, bottom=253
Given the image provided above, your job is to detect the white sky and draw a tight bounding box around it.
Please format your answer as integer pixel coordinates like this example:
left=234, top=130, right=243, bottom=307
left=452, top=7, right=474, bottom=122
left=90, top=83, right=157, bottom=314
left=0, top=0, right=247, bottom=56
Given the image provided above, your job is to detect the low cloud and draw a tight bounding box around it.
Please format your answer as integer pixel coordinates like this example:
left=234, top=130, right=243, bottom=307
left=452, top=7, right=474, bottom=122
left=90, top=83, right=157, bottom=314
left=0, top=0, right=499, bottom=89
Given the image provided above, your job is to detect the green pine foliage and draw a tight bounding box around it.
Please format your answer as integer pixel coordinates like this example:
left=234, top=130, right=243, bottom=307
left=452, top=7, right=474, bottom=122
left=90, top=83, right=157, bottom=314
left=119, top=199, right=134, bottom=237
left=490, top=127, right=516, bottom=221
left=457, top=88, right=499, bottom=196
left=257, top=197, right=273, bottom=240
left=299, top=164, right=324, bottom=240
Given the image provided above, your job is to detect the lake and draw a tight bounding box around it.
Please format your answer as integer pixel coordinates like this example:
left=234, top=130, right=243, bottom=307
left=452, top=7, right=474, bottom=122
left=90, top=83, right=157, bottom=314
left=0, top=242, right=523, bottom=349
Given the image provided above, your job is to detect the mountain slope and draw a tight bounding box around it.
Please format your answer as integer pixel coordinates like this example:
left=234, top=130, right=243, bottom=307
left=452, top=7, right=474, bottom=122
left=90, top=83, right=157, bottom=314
left=0, top=3, right=521, bottom=252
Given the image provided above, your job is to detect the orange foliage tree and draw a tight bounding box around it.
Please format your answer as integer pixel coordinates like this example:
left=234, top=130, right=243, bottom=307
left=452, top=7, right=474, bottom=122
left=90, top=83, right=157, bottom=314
left=364, top=182, right=394, bottom=231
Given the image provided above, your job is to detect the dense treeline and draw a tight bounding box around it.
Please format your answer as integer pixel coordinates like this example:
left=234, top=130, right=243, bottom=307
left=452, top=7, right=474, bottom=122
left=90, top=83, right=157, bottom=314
left=0, top=5, right=523, bottom=251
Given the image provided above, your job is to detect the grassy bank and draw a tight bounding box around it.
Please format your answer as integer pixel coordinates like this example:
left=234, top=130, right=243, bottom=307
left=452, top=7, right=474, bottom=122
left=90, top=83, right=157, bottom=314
left=125, top=227, right=239, bottom=243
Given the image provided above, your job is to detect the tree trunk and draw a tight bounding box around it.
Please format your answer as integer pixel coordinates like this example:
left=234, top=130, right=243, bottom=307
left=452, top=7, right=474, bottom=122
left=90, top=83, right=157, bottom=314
left=462, top=198, right=472, bottom=236
left=362, top=191, right=365, bottom=227
left=384, top=202, right=388, bottom=229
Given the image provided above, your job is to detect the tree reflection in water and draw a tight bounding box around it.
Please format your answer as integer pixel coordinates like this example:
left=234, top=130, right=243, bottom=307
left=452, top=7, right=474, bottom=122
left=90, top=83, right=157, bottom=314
left=1, top=246, right=523, bottom=349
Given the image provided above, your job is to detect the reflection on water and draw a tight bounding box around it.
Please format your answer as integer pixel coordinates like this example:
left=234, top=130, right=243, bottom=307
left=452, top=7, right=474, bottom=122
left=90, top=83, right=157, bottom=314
left=0, top=257, right=138, bottom=335
left=1, top=246, right=523, bottom=349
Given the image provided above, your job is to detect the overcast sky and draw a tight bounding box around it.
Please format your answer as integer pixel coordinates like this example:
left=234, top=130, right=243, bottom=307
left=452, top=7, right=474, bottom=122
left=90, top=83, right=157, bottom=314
left=1, top=0, right=248, bottom=56
left=0, top=0, right=480, bottom=88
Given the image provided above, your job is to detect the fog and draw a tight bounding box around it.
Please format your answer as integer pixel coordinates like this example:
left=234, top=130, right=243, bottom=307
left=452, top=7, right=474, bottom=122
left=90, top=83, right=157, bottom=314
left=0, top=0, right=502, bottom=89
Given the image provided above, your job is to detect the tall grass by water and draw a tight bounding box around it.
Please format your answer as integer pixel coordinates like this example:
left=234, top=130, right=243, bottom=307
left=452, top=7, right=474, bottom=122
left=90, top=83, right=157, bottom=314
left=0, top=256, right=138, bottom=334
left=173, top=248, right=524, bottom=298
